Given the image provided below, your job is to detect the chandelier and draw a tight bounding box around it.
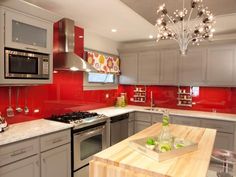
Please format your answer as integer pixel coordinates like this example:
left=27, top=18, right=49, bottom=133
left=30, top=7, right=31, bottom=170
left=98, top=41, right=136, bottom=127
left=155, top=0, right=215, bottom=55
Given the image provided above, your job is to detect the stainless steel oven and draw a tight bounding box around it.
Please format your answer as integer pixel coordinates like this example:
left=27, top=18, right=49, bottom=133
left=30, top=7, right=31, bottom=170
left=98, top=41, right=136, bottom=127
left=73, top=122, right=106, bottom=177
left=5, top=48, right=50, bottom=79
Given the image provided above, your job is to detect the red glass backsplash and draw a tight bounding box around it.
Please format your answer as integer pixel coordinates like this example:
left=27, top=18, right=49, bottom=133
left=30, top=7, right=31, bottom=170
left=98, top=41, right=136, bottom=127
left=119, top=85, right=236, bottom=114
left=1, top=22, right=236, bottom=125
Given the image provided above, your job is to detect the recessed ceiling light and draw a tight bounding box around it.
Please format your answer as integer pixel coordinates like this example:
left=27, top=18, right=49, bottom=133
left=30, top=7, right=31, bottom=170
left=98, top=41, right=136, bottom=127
left=111, top=29, right=117, bottom=33
left=149, top=35, right=154, bottom=39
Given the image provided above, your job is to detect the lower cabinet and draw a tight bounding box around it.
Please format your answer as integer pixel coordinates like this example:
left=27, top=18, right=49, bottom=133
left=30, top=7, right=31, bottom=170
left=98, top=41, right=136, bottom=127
left=41, top=144, right=71, bottom=177
left=0, top=155, right=40, bottom=177
left=128, top=113, right=135, bottom=136
left=135, top=121, right=151, bottom=133
left=214, top=132, right=234, bottom=151
left=172, top=116, right=201, bottom=127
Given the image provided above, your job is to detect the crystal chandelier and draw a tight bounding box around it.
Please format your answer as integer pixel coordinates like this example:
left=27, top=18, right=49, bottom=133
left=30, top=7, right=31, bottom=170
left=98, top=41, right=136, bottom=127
left=156, top=0, right=215, bottom=55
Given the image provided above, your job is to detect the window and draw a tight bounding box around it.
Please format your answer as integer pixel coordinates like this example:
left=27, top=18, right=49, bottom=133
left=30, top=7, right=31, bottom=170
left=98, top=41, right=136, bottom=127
left=88, top=72, right=114, bottom=83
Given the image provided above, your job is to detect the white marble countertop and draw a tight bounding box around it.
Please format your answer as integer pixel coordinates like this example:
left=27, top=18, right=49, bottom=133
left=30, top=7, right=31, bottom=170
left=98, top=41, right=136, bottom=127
left=0, top=119, right=73, bottom=146
left=91, top=105, right=236, bottom=122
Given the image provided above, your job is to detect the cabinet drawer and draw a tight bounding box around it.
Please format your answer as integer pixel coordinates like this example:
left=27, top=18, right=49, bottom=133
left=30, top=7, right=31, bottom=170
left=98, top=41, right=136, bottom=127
left=40, top=130, right=71, bottom=152
left=201, top=119, right=234, bottom=133
left=135, top=112, right=152, bottom=122
left=214, top=132, right=234, bottom=151
left=172, top=116, right=201, bottom=127
left=0, top=138, right=39, bottom=167
left=135, top=121, right=151, bottom=133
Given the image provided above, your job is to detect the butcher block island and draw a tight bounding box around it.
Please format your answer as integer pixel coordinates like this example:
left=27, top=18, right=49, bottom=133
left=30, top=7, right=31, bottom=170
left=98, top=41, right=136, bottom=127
left=89, top=123, right=216, bottom=177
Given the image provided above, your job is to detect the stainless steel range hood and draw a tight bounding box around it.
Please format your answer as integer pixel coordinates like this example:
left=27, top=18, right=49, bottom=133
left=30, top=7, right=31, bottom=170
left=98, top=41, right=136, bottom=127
left=53, top=18, right=96, bottom=72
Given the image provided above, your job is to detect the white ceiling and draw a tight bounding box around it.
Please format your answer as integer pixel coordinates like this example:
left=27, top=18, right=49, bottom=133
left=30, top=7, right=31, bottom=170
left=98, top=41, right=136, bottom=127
left=2, top=0, right=236, bottom=42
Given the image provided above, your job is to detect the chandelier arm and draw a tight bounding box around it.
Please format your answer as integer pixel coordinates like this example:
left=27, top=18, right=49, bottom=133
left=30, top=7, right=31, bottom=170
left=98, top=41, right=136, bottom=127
left=185, top=8, right=194, bottom=34
left=165, top=14, right=180, bottom=36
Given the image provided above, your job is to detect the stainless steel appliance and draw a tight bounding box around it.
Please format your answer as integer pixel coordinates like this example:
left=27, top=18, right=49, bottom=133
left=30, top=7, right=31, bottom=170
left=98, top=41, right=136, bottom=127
left=47, top=111, right=108, bottom=177
left=110, top=113, right=129, bottom=146
left=5, top=48, right=50, bottom=79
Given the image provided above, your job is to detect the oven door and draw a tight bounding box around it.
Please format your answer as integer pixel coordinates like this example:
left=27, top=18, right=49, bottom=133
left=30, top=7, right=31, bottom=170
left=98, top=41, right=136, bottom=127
left=73, top=124, right=106, bottom=171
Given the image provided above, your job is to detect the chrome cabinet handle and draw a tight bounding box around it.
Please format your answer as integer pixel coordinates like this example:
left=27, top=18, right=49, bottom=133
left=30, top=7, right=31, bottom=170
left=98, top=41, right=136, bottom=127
left=11, top=150, right=27, bottom=157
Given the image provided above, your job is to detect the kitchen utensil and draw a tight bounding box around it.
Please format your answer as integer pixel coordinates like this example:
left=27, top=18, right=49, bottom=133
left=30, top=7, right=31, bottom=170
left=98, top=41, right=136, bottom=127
left=16, top=87, right=23, bottom=113
left=6, top=87, right=14, bottom=117
left=0, top=113, right=8, bottom=132
left=24, top=87, right=29, bottom=114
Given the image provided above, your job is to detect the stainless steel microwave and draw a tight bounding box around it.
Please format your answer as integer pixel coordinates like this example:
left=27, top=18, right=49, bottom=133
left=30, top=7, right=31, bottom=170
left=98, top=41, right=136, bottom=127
left=5, top=48, right=50, bottom=79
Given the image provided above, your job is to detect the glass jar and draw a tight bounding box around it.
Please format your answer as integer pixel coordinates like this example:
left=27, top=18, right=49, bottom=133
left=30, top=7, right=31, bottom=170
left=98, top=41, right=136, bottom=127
left=158, top=111, right=173, bottom=152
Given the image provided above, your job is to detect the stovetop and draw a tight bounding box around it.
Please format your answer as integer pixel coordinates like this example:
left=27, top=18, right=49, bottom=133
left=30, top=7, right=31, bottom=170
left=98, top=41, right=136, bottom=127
left=47, top=111, right=107, bottom=127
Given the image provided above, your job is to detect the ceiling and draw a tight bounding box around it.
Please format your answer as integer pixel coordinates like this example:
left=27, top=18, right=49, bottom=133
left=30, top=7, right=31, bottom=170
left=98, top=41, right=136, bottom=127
left=2, top=0, right=236, bottom=42
left=121, top=0, right=236, bottom=25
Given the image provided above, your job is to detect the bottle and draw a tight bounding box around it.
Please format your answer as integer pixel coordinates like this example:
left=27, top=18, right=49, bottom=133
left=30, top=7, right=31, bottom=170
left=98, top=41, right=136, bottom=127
left=158, top=110, right=172, bottom=152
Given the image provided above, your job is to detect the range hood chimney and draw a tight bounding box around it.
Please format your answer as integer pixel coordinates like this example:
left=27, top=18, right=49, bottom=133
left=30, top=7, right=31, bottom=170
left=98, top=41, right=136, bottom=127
left=53, top=18, right=96, bottom=72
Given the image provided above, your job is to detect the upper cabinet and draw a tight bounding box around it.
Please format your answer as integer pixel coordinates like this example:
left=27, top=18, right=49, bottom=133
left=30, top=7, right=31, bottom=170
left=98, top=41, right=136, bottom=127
left=119, top=43, right=236, bottom=87
left=179, top=48, right=207, bottom=86
left=206, top=45, right=236, bottom=86
left=160, top=50, right=178, bottom=85
left=138, top=51, right=160, bottom=85
left=4, top=9, right=53, bottom=54
left=120, top=53, right=138, bottom=84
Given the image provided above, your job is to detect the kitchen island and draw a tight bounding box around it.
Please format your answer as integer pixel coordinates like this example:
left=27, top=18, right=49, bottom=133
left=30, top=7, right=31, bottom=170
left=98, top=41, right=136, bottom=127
left=90, top=123, right=216, bottom=177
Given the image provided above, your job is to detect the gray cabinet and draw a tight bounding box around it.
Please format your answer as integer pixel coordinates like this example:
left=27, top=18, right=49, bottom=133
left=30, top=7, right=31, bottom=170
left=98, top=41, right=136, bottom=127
left=214, top=132, right=234, bottom=151
left=138, top=51, right=160, bottom=85
left=151, top=113, right=163, bottom=124
left=160, top=50, right=178, bottom=85
left=41, top=144, right=71, bottom=177
left=206, top=45, right=236, bottom=86
left=179, top=48, right=207, bottom=86
left=4, top=9, right=53, bottom=54
left=128, top=113, right=135, bottom=136
left=0, top=155, right=40, bottom=177
left=172, top=116, right=201, bottom=127
left=134, top=112, right=152, bottom=133
left=119, top=53, right=138, bottom=84
left=135, top=121, right=151, bottom=133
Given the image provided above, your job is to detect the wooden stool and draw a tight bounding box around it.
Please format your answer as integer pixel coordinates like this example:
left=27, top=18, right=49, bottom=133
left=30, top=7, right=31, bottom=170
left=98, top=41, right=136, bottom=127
left=212, top=149, right=236, bottom=177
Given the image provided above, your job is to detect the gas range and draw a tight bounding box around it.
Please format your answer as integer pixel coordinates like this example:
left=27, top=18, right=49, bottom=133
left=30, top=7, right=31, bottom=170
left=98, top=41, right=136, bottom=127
left=46, top=111, right=108, bottom=129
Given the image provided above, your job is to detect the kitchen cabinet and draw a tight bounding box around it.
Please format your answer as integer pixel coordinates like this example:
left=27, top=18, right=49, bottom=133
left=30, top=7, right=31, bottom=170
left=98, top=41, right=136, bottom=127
left=160, top=50, right=178, bottom=85
left=119, top=53, right=138, bottom=84
left=128, top=113, right=135, bottom=136
left=172, top=116, right=201, bottom=127
left=135, top=121, right=151, bottom=133
left=151, top=113, right=164, bottom=124
left=134, top=112, right=152, bottom=133
left=206, top=45, right=236, bottom=86
left=214, top=132, right=234, bottom=151
left=4, top=9, right=53, bottom=54
left=0, top=155, right=40, bottom=177
left=41, top=144, right=71, bottom=177
left=138, top=51, right=160, bottom=85
left=179, top=48, right=207, bottom=86
left=0, top=129, right=71, bottom=177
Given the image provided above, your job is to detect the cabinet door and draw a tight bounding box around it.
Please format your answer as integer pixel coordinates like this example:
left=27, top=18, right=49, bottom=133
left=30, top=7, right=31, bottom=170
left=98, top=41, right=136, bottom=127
left=41, top=144, right=71, bottom=177
left=5, top=9, right=53, bottom=54
left=160, top=50, right=178, bottom=85
left=151, top=113, right=163, bottom=124
left=214, top=132, right=234, bottom=151
left=179, top=48, right=207, bottom=86
left=135, top=121, right=151, bottom=133
left=135, top=112, right=152, bottom=122
left=138, top=51, right=160, bottom=85
left=128, top=121, right=135, bottom=136
left=0, top=155, right=40, bottom=177
left=119, top=53, right=138, bottom=84
left=172, top=116, right=201, bottom=127
left=206, top=46, right=235, bottom=86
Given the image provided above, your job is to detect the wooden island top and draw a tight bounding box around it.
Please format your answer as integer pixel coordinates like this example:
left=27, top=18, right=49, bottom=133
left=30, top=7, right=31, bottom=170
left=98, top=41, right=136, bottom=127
left=90, top=123, right=216, bottom=177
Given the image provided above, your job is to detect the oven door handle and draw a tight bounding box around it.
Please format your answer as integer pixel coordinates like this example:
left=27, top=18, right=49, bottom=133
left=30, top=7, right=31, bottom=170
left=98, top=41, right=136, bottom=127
left=73, top=125, right=105, bottom=137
